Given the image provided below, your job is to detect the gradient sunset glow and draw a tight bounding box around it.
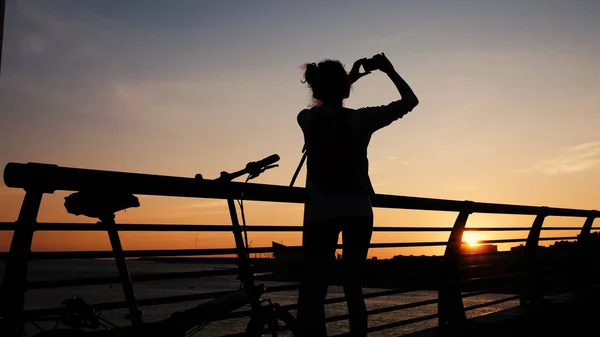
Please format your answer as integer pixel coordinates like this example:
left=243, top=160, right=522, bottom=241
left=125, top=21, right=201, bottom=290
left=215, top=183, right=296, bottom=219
left=1, top=1, right=599, bottom=258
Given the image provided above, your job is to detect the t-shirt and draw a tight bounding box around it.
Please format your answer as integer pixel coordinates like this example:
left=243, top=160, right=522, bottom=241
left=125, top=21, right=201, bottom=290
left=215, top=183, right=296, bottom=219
left=305, top=107, right=366, bottom=195
left=298, top=100, right=415, bottom=225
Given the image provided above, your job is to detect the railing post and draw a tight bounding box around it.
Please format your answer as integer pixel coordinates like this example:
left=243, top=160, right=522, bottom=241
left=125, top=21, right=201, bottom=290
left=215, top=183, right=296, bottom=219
left=0, top=190, right=44, bottom=337
left=574, top=211, right=597, bottom=294
left=520, top=207, right=548, bottom=307
left=438, top=201, right=472, bottom=335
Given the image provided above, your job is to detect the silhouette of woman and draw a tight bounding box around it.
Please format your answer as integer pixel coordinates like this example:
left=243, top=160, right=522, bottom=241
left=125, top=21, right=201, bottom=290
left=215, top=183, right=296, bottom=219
left=296, top=53, right=419, bottom=337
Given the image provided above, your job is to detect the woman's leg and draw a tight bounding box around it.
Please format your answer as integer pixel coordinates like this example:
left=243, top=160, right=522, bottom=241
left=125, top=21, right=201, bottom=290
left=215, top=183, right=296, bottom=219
left=341, top=215, right=374, bottom=336
left=297, top=220, right=342, bottom=337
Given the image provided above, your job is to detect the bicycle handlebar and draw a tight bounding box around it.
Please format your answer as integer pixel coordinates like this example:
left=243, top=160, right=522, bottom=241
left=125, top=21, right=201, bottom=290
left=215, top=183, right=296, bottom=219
left=233, top=154, right=279, bottom=181
left=195, top=154, right=280, bottom=182
left=247, top=154, right=279, bottom=172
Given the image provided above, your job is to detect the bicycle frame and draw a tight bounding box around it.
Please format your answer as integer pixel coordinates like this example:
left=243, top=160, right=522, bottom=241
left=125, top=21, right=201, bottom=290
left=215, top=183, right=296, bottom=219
left=225, top=185, right=262, bottom=308
left=102, top=174, right=267, bottom=334
left=100, top=176, right=265, bottom=331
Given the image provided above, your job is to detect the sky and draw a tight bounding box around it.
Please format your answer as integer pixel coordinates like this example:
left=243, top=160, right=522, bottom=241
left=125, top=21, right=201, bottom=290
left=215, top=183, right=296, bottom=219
left=1, top=0, right=599, bottom=258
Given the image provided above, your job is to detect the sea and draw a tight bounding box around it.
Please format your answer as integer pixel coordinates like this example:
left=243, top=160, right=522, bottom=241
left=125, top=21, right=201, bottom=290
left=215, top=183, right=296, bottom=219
left=0, top=259, right=520, bottom=336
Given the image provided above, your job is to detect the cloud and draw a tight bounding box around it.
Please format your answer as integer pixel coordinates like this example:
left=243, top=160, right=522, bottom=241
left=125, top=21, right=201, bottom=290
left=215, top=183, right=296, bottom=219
left=2, top=2, right=125, bottom=121
left=20, top=34, right=45, bottom=54
left=15, top=0, right=115, bottom=59
left=517, top=141, right=600, bottom=175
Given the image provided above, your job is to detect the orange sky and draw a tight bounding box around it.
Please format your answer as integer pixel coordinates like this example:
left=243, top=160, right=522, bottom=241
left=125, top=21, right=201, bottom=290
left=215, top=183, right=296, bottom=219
left=1, top=1, right=599, bottom=258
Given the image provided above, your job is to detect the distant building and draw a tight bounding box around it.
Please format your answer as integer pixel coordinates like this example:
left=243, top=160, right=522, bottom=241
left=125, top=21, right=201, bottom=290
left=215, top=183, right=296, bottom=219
left=272, top=242, right=303, bottom=264
left=511, top=244, right=525, bottom=252
left=461, top=244, right=498, bottom=255
left=510, top=244, right=550, bottom=251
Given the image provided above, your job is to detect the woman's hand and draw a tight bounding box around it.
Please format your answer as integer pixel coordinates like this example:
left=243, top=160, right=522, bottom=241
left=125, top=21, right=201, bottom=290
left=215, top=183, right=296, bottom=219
left=348, top=58, right=371, bottom=84
left=374, top=52, right=395, bottom=74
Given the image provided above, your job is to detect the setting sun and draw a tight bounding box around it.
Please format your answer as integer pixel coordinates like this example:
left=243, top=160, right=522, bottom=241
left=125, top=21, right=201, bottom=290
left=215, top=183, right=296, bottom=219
left=462, top=232, right=480, bottom=246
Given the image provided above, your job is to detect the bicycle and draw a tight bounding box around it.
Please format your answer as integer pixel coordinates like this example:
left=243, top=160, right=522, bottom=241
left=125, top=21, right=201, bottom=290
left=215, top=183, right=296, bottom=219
left=28, top=154, right=298, bottom=337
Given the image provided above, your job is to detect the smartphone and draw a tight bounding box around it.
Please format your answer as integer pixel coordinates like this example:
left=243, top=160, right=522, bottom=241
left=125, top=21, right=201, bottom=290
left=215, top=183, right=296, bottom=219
left=363, top=57, right=378, bottom=72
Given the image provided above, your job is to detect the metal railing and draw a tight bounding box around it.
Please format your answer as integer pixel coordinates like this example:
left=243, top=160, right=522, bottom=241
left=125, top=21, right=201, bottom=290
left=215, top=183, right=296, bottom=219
left=1, top=162, right=598, bottom=336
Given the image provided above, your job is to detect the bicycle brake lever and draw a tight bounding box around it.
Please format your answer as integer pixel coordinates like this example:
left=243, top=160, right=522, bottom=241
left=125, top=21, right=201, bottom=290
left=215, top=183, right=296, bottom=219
left=248, top=164, right=279, bottom=180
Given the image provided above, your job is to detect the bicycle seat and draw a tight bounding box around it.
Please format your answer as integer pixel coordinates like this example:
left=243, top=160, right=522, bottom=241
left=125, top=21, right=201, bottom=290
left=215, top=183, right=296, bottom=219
left=64, top=190, right=140, bottom=219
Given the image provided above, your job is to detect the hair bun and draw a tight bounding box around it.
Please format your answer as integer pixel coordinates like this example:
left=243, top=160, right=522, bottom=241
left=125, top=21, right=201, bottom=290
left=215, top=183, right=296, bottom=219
left=304, top=63, right=320, bottom=85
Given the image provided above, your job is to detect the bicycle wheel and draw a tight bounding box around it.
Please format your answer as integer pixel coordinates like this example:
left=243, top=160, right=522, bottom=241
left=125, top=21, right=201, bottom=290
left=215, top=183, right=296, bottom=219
left=245, top=306, right=298, bottom=337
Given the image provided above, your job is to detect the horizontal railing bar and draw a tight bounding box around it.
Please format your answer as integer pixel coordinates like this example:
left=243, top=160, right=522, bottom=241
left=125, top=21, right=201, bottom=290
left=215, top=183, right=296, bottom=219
left=362, top=287, right=438, bottom=300
left=26, top=290, right=566, bottom=337
left=462, top=272, right=522, bottom=285
left=23, top=282, right=523, bottom=324
left=24, top=284, right=302, bottom=320
left=17, top=272, right=594, bottom=335
left=349, top=293, right=522, bottom=336
left=463, top=295, right=520, bottom=312
left=539, top=236, right=579, bottom=241
left=466, top=227, right=582, bottom=231
left=29, top=272, right=481, bottom=292
left=475, top=236, right=577, bottom=245
left=471, top=236, right=578, bottom=246
left=3, top=241, right=453, bottom=259
left=21, top=272, right=562, bottom=328
left=172, top=283, right=507, bottom=326
left=462, top=266, right=589, bottom=287
left=4, top=162, right=598, bottom=217
left=462, top=288, right=506, bottom=298
left=371, top=241, right=450, bottom=248
left=0, top=234, right=577, bottom=260
left=24, top=282, right=348, bottom=320
left=0, top=222, right=587, bottom=232
left=27, top=278, right=600, bottom=334
left=460, top=249, right=524, bottom=260
left=291, top=287, right=434, bottom=312
left=325, top=298, right=439, bottom=323
left=477, top=238, right=527, bottom=245
left=23, top=289, right=236, bottom=319
left=374, top=195, right=596, bottom=217
left=325, top=287, right=518, bottom=325
left=1, top=239, right=565, bottom=260
left=26, top=268, right=240, bottom=289
left=231, top=286, right=441, bottom=319
left=220, top=285, right=440, bottom=322
left=461, top=261, right=517, bottom=271
left=0, top=223, right=454, bottom=232
left=264, top=284, right=299, bottom=293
